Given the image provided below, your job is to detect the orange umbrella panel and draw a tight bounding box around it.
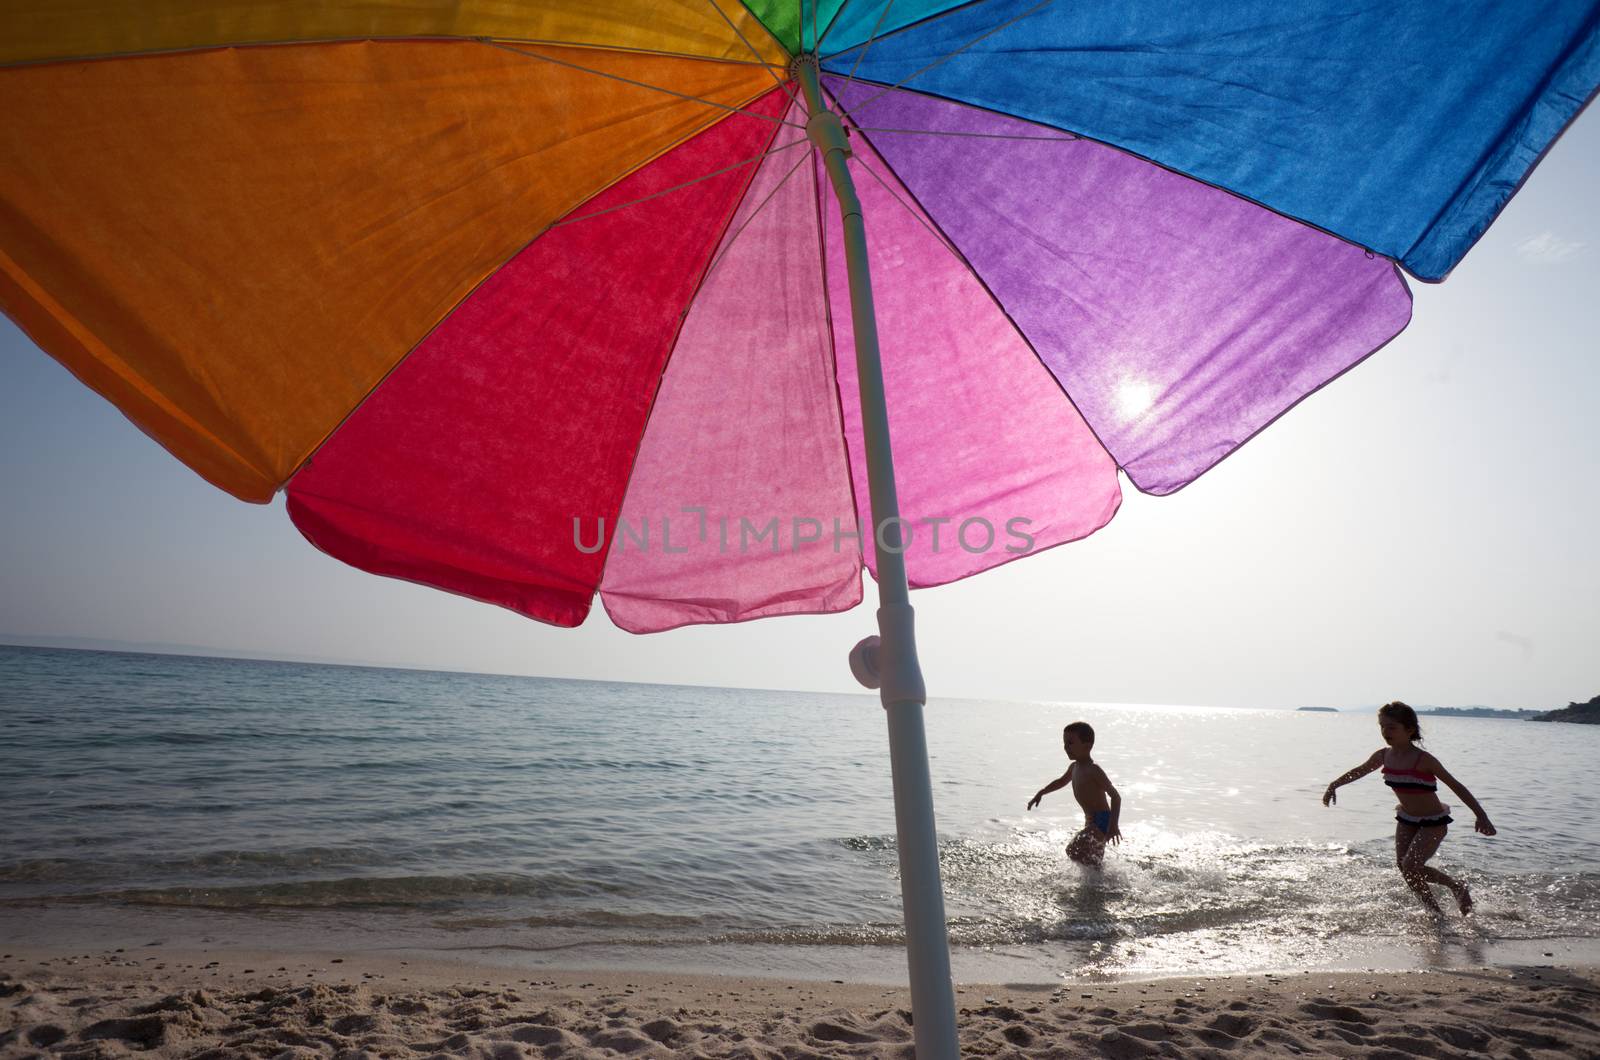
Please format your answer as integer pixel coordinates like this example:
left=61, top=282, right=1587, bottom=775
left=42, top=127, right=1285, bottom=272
left=0, top=35, right=783, bottom=501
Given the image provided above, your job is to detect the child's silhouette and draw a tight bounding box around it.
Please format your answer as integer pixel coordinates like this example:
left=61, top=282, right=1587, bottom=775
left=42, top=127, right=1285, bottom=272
left=1028, top=721, right=1122, bottom=867
left=1323, top=701, right=1496, bottom=915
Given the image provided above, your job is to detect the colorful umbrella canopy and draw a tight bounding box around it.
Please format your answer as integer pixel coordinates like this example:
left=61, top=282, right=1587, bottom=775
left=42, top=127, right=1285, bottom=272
left=4, top=3, right=1598, bottom=1056
left=8, top=2, right=1593, bottom=636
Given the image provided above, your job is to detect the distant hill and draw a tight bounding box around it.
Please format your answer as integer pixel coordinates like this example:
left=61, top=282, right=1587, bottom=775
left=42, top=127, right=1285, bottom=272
left=1296, top=706, right=1338, bottom=713
left=1530, top=694, right=1600, bottom=724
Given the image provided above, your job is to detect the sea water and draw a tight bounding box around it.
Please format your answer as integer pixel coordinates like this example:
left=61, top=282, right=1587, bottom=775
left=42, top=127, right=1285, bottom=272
left=2, top=644, right=1595, bottom=982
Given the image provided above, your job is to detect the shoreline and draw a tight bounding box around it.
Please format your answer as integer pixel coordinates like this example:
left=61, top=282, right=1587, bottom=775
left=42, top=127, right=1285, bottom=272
left=4, top=944, right=1597, bottom=1057
left=6, top=902, right=1600, bottom=989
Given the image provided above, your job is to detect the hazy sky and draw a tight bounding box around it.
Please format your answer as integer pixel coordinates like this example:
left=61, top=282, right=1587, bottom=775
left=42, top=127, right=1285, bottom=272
left=3, top=108, right=1596, bottom=712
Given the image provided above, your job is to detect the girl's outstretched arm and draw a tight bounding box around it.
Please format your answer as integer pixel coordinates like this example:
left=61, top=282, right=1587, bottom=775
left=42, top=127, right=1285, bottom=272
left=1427, top=755, right=1497, bottom=835
left=1323, top=749, right=1384, bottom=805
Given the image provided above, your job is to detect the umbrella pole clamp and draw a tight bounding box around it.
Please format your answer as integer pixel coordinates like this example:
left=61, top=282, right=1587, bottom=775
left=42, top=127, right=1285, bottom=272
left=847, top=605, right=925, bottom=706
left=797, top=59, right=961, bottom=1060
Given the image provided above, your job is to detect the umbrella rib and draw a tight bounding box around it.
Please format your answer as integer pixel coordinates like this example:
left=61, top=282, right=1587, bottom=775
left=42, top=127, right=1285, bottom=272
left=700, top=149, right=814, bottom=284
left=840, top=110, right=1128, bottom=481
left=483, top=40, right=806, bottom=126
left=705, top=0, right=800, bottom=106
left=841, top=0, right=898, bottom=81
left=840, top=74, right=1405, bottom=266
left=852, top=125, right=1076, bottom=141
left=818, top=0, right=996, bottom=60
left=0, top=35, right=786, bottom=72
left=826, top=0, right=1056, bottom=115
left=550, top=138, right=809, bottom=227
left=849, top=153, right=961, bottom=259
left=813, top=0, right=858, bottom=55
left=823, top=84, right=965, bottom=257
left=805, top=140, right=866, bottom=569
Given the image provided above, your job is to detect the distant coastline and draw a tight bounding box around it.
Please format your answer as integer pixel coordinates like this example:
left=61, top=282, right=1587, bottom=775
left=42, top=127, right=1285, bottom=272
left=1420, top=706, right=1544, bottom=719
left=1528, top=695, right=1600, bottom=725
left=1288, top=698, right=1599, bottom=723
left=1419, top=696, right=1600, bottom=725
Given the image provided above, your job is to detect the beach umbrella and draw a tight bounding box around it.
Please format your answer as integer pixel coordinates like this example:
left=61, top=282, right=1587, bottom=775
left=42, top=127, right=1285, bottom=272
left=3, top=3, right=1597, bottom=1055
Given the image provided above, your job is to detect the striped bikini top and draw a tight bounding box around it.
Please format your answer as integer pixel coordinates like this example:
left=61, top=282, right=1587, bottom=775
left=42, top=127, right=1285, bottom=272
left=1382, top=751, right=1437, bottom=791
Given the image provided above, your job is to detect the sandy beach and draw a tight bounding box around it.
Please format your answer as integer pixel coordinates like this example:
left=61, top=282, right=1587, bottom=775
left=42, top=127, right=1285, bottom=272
left=3, top=945, right=1596, bottom=1058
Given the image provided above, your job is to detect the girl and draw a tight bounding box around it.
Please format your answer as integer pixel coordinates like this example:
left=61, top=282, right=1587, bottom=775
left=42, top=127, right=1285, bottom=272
left=1322, top=701, right=1496, bottom=915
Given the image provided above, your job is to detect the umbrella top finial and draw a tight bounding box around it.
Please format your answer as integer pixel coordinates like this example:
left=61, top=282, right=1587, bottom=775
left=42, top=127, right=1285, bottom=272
left=788, top=53, right=821, bottom=83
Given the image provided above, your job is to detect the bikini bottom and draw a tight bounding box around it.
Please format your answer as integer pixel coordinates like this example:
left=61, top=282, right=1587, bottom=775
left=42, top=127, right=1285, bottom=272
left=1396, top=805, right=1452, bottom=827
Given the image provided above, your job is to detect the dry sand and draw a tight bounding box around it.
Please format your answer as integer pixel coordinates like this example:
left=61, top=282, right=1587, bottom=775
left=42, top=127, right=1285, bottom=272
left=3, top=946, right=1596, bottom=1058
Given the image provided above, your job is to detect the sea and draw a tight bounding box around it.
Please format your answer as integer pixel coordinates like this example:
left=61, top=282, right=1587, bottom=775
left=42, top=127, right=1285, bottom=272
left=2, top=643, right=1596, bottom=984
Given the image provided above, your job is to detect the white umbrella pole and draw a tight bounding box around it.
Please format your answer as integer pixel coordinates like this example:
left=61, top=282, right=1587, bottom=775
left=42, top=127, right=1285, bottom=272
left=797, top=59, right=961, bottom=1060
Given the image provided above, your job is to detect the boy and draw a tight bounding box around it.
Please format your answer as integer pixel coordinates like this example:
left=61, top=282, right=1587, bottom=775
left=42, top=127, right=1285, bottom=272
left=1027, top=721, right=1122, bottom=866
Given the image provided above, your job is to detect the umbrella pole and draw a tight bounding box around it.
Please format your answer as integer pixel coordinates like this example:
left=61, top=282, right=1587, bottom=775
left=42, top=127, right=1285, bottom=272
left=797, top=59, right=961, bottom=1060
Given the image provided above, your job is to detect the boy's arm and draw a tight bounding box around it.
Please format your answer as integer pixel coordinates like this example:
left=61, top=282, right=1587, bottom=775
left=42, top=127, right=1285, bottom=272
left=1323, top=750, right=1383, bottom=805
left=1027, top=765, right=1073, bottom=810
left=1426, top=755, right=1497, bottom=835
left=1101, top=767, right=1123, bottom=842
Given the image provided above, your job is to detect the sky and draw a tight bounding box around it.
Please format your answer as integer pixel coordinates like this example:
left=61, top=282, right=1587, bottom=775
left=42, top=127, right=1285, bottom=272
left=2, top=108, right=1596, bottom=713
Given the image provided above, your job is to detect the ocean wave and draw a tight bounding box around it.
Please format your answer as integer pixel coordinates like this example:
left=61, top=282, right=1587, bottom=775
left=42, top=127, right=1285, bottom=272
left=2, top=871, right=631, bottom=910
left=0, top=846, right=395, bottom=884
left=707, top=923, right=905, bottom=947
left=432, top=909, right=715, bottom=932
